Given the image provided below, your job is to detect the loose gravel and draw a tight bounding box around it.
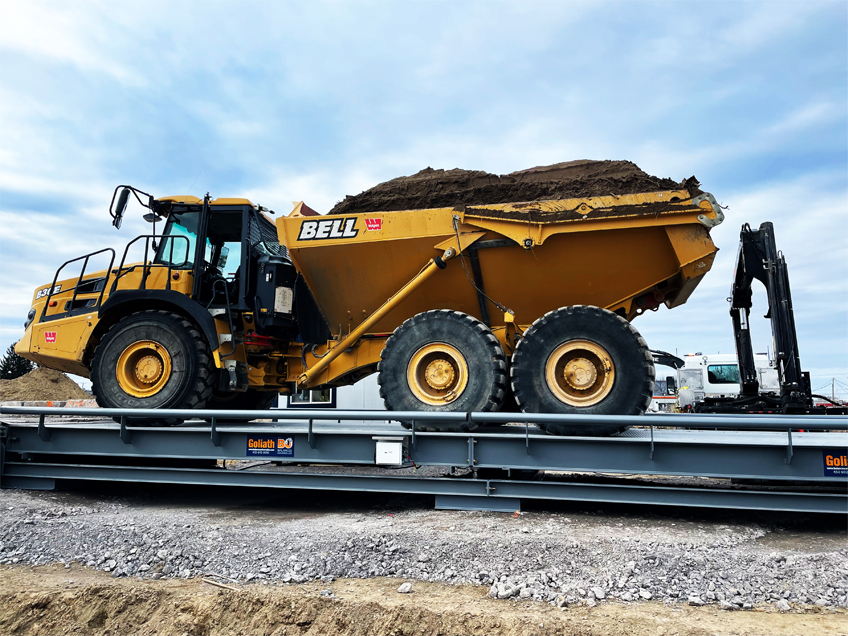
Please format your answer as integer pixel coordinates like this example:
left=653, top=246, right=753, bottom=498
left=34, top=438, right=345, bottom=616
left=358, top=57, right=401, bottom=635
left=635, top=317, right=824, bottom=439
left=1, top=485, right=846, bottom=614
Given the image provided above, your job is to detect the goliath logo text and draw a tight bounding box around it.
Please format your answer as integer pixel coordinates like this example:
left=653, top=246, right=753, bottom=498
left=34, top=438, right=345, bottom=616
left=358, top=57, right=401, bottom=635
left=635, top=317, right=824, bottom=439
left=823, top=448, right=847, bottom=477
left=246, top=435, right=295, bottom=458
left=825, top=453, right=847, bottom=467
left=298, top=218, right=358, bottom=241
left=36, top=285, right=61, bottom=300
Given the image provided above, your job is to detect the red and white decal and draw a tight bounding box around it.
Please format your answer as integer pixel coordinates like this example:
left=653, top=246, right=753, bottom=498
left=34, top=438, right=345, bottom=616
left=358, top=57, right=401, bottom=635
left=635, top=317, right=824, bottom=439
left=44, top=332, right=57, bottom=343
left=364, top=218, right=382, bottom=231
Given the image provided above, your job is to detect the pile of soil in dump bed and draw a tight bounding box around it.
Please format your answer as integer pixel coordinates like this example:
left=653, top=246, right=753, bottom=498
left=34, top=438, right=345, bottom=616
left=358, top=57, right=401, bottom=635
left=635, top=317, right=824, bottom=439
left=329, top=159, right=699, bottom=215
left=0, top=367, right=90, bottom=401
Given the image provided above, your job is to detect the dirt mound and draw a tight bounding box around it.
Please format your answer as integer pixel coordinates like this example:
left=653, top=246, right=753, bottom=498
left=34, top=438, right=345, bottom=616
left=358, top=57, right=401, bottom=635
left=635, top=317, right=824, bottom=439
left=0, top=367, right=90, bottom=401
left=2, top=566, right=841, bottom=636
left=329, top=160, right=695, bottom=215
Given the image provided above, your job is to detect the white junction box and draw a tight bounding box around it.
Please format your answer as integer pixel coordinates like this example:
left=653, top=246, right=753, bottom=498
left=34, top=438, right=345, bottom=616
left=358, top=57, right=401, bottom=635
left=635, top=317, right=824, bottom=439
left=374, top=437, right=404, bottom=466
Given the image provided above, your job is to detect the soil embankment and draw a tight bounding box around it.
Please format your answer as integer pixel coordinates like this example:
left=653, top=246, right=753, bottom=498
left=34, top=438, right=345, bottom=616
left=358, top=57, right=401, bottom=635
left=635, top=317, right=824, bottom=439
left=0, top=367, right=90, bottom=401
left=1, top=565, right=842, bottom=636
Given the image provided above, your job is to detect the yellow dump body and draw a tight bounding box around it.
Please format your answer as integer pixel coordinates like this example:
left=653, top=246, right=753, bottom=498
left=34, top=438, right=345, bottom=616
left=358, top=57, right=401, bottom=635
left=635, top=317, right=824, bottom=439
left=277, top=189, right=723, bottom=340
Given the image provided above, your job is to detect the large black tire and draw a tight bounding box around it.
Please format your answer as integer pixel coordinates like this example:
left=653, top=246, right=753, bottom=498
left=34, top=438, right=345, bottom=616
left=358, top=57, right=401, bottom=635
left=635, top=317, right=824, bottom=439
left=510, top=305, right=654, bottom=436
left=91, top=310, right=216, bottom=424
left=378, top=310, right=507, bottom=431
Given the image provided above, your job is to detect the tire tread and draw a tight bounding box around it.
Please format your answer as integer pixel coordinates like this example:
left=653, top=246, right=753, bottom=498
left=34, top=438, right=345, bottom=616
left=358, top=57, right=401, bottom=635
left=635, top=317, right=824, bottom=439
left=378, top=309, right=507, bottom=432
left=90, top=310, right=216, bottom=425
left=510, top=305, right=654, bottom=435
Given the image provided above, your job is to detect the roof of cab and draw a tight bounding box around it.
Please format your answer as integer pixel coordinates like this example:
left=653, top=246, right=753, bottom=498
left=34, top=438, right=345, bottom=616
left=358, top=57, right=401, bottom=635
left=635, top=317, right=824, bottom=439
left=157, top=195, right=256, bottom=206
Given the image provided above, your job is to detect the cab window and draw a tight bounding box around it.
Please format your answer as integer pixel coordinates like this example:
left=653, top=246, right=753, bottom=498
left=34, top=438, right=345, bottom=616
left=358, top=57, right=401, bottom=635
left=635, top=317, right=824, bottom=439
left=707, top=364, right=740, bottom=384
left=156, top=211, right=208, bottom=268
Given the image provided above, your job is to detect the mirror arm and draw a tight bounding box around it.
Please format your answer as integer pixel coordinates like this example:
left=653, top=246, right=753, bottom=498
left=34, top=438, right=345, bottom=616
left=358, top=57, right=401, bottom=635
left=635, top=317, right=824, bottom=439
left=109, top=185, right=157, bottom=221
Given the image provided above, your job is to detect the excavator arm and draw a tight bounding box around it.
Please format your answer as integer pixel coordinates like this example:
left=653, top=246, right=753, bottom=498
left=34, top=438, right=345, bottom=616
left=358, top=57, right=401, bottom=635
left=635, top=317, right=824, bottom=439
left=694, top=222, right=846, bottom=414
left=729, top=222, right=805, bottom=409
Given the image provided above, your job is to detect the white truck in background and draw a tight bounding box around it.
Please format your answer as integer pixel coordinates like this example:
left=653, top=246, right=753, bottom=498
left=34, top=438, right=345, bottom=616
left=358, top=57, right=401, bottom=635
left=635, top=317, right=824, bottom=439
left=676, top=352, right=778, bottom=410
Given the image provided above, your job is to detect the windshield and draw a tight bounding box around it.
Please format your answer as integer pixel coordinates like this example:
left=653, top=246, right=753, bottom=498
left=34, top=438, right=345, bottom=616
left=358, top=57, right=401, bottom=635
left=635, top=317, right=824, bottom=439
left=156, top=211, right=211, bottom=268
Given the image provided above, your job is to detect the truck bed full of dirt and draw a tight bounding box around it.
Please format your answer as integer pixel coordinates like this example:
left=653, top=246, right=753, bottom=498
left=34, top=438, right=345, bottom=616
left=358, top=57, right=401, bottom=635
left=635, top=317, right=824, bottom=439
left=329, top=160, right=697, bottom=216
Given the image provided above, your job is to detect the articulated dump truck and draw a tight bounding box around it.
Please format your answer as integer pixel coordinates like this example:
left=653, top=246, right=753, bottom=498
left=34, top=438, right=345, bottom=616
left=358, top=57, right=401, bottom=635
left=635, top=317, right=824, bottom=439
left=16, top=179, right=724, bottom=435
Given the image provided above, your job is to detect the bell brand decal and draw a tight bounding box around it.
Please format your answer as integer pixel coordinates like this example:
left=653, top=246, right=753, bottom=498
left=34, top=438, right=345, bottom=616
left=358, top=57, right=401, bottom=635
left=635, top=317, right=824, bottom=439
left=246, top=435, right=295, bottom=458
left=298, top=218, right=358, bottom=241
left=823, top=449, right=847, bottom=477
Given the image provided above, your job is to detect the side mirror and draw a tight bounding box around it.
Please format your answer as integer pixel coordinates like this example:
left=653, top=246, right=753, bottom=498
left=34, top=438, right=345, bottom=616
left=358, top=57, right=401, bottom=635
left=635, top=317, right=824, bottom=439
left=217, top=246, right=229, bottom=269
left=666, top=375, right=677, bottom=395
left=113, top=188, right=130, bottom=229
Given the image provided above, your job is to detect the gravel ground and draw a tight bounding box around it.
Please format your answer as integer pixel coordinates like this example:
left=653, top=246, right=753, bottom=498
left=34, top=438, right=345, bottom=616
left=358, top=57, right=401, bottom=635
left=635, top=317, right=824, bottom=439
left=1, top=480, right=846, bottom=615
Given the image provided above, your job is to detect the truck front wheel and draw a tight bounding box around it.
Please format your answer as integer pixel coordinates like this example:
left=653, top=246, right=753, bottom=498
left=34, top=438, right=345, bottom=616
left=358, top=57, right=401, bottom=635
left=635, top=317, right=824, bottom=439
left=91, top=310, right=216, bottom=421
left=510, top=305, right=654, bottom=435
left=378, top=310, right=507, bottom=431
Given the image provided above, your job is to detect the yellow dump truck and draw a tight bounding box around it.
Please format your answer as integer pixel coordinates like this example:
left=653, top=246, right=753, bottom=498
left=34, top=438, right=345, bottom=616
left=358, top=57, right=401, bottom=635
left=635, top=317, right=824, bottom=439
left=15, top=181, right=724, bottom=434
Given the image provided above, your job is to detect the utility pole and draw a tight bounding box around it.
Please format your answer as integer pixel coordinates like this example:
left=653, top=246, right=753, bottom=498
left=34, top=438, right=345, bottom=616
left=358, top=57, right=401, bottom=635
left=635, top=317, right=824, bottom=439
left=833, top=378, right=836, bottom=403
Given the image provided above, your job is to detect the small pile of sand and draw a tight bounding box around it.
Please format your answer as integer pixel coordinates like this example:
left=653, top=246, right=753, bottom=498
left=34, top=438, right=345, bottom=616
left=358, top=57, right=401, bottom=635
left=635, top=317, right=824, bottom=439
left=329, top=159, right=698, bottom=215
left=0, top=367, right=90, bottom=402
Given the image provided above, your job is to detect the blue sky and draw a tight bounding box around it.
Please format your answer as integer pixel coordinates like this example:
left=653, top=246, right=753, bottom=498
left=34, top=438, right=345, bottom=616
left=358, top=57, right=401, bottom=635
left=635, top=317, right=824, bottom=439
left=1, top=1, right=846, bottom=396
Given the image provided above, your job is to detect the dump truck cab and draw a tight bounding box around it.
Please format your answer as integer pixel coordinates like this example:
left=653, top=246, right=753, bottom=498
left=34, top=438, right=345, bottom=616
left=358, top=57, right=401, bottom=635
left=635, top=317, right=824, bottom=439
left=149, top=194, right=297, bottom=333
left=16, top=187, right=304, bottom=414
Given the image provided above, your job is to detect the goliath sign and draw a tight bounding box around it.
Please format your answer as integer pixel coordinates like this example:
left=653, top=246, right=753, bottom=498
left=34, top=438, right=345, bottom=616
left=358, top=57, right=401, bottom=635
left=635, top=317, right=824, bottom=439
left=246, top=435, right=295, bottom=458
left=298, top=218, right=359, bottom=241
left=823, top=449, right=847, bottom=477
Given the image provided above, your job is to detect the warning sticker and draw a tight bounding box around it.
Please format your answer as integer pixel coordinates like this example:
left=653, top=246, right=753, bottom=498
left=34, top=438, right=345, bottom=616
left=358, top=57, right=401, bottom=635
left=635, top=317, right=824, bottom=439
left=823, top=449, right=847, bottom=477
left=246, top=435, right=294, bottom=458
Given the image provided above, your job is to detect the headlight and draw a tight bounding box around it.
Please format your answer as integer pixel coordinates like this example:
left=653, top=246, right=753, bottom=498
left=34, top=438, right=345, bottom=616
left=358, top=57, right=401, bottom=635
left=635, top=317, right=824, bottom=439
left=24, top=308, right=36, bottom=329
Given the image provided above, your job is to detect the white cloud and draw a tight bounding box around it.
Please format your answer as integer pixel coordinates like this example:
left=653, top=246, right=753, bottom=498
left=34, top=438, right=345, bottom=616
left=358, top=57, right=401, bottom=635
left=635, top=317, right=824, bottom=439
left=0, top=2, right=143, bottom=86
left=764, top=102, right=843, bottom=136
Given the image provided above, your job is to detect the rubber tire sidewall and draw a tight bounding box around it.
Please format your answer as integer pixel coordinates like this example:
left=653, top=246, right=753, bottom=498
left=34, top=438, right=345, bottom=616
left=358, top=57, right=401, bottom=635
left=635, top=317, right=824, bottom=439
left=511, top=305, right=654, bottom=435
left=91, top=311, right=214, bottom=419
left=378, top=310, right=507, bottom=430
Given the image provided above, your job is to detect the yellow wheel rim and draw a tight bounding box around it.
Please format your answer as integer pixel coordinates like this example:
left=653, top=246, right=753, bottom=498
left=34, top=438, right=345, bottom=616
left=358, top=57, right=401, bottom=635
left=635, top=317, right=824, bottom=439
left=116, top=340, right=172, bottom=397
left=545, top=340, right=615, bottom=406
left=407, top=343, right=469, bottom=405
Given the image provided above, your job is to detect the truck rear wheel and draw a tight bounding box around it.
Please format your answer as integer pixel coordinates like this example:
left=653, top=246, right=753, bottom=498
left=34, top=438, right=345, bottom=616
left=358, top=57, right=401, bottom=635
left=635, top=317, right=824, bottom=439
left=510, top=305, right=654, bottom=435
left=378, top=310, right=507, bottom=431
left=91, top=310, right=216, bottom=423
